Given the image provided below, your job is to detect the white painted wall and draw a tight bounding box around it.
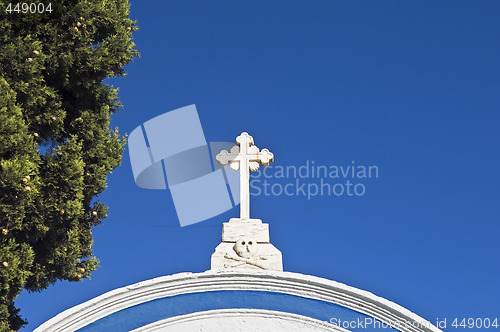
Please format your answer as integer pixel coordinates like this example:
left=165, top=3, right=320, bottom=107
left=132, top=309, right=347, bottom=332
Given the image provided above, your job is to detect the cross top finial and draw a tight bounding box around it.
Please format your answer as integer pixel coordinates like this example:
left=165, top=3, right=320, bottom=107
left=216, top=132, right=274, bottom=220
left=236, top=132, right=253, bottom=145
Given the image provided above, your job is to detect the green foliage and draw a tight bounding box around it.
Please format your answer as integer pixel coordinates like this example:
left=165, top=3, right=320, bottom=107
left=0, top=1, right=138, bottom=329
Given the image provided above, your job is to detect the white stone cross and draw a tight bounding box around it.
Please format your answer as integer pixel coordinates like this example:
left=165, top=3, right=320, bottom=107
left=216, top=132, right=274, bottom=220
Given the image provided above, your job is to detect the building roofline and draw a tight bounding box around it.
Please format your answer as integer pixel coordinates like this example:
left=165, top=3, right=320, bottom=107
left=35, top=269, right=441, bottom=332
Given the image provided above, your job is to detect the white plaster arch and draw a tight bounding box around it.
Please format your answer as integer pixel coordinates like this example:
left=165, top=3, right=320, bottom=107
left=131, top=309, right=349, bottom=332
left=34, top=270, right=442, bottom=332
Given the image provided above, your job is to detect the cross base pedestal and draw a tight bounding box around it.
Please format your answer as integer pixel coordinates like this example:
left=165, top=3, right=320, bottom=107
left=211, top=218, right=283, bottom=271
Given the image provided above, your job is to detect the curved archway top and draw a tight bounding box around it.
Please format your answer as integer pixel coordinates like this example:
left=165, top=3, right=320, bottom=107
left=35, top=270, right=441, bottom=332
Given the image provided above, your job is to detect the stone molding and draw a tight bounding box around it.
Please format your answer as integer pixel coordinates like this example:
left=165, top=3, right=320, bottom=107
left=34, top=270, right=442, bottom=332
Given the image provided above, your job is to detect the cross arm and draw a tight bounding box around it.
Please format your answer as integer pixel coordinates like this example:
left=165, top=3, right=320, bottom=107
left=216, top=150, right=241, bottom=167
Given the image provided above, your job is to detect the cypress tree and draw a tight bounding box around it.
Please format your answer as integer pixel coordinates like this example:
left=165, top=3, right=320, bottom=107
left=0, top=1, right=138, bottom=329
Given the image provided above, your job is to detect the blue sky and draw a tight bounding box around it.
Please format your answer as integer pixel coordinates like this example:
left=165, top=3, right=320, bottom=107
left=18, top=1, right=500, bottom=330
